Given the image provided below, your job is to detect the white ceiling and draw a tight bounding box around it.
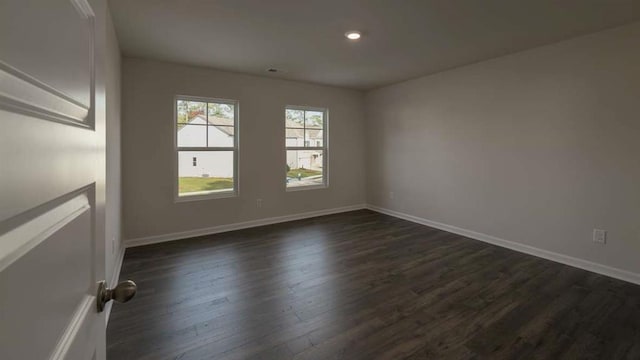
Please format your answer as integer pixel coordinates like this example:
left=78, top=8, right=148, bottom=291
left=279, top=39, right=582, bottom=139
left=109, top=0, right=640, bottom=90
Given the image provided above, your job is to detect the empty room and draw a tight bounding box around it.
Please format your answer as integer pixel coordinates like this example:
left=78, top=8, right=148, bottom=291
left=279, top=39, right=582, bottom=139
left=2, top=0, right=640, bottom=359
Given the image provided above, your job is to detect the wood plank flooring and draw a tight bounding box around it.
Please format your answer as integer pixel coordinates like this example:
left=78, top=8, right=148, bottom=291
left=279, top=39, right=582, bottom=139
left=107, top=210, right=640, bottom=359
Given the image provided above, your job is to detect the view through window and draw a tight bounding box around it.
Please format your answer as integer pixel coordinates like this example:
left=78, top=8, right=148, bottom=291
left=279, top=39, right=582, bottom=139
left=176, top=97, right=238, bottom=199
left=285, top=107, right=327, bottom=189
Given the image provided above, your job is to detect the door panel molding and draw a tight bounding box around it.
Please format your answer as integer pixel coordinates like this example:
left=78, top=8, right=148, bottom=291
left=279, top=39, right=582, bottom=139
left=70, top=0, right=95, bottom=19
left=49, top=294, right=95, bottom=360
left=0, top=198, right=93, bottom=360
left=0, top=62, right=91, bottom=127
left=0, top=0, right=95, bottom=126
left=0, top=193, right=89, bottom=272
left=0, top=114, right=96, bottom=222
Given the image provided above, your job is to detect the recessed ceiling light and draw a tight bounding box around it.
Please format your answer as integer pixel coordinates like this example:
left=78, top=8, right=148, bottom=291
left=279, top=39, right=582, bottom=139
left=345, top=31, right=361, bottom=40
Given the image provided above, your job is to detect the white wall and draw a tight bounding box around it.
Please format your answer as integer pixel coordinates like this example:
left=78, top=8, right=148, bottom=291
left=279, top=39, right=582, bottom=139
left=122, top=58, right=366, bottom=241
left=177, top=117, right=234, bottom=178
left=105, top=6, right=122, bottom=284
left=366, top=23, right=640, bottom=275
left=177, top=150, right=233, bottom=178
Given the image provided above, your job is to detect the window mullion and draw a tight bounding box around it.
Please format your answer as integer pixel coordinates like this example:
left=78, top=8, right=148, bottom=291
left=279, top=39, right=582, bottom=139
left=178, top=147, right=234, bottom=151
left=205, top=102, right=209, bottom=148
left=286, top=146, right=323, bottom=151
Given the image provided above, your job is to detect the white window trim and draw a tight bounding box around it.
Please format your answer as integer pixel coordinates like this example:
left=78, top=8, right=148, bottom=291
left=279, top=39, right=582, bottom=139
left=285, top=105, right=329, bottom=192
left=174, top=95, right=240, bottom=202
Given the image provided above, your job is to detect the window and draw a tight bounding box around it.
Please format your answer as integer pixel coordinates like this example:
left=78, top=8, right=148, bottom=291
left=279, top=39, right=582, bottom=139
left=175, top=96, right=238, bottom=200
left=285, top=106, right=327, bottom=190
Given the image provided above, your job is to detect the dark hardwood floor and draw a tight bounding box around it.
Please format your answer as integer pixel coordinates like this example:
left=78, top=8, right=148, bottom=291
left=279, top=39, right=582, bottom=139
left=107, top=210, right=640, bottom=359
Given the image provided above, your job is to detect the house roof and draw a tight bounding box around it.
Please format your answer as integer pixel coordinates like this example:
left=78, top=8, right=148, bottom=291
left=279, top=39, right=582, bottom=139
left=285, top=119, right=322, bottom=129
left=286, top=128, right=322, bottom=140
left=179, top=115, right=322, bottom=139
left=180, top=114, right=234, bottom=136
left=285, top=118, right=323, bottom=140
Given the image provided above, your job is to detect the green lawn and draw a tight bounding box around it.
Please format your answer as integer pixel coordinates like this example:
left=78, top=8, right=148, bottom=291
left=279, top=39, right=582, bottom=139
left=287, top=168, right=322, bottom=178
left=179, top=177, right=233, bottom=193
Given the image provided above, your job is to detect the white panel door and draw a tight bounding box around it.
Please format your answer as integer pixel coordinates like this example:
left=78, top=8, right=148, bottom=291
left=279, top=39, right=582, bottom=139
left=0, top=0, right=107, bottom=359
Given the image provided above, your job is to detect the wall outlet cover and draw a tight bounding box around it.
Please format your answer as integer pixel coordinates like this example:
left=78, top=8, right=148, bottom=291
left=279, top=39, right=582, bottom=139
left=593, top=229, right=607, bottom=244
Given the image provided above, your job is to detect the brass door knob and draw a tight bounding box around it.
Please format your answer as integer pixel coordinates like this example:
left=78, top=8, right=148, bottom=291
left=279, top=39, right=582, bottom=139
left=96, top=280, right=137, bottom=312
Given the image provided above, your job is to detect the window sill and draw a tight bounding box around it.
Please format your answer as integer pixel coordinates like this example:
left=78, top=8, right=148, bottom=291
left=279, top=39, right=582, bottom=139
left=175, top=190, right=237, bottom=203
left=286, top=184, right=328, bottom=192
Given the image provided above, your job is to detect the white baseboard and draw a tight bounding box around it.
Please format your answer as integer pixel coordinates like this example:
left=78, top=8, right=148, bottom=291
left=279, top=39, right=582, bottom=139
left=121, top=202, right=640, bottom=286
left=366, top=204, right=640, bottom=286
left=105, top=246, right=126, bottom=326
left=124, top=204, right=367, bottom=248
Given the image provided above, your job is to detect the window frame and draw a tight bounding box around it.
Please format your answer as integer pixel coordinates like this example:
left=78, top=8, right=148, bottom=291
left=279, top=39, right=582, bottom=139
left=174, top=95, right=239, bottom=202
left=285, top=105, right=329, bottom=191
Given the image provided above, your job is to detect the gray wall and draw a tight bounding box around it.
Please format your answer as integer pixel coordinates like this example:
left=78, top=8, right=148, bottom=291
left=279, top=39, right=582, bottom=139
left=105, top=7, right=122, bottom=283
left=122, top=58, right=366, bottom=241
left=366, top=23, right=640, bottom=274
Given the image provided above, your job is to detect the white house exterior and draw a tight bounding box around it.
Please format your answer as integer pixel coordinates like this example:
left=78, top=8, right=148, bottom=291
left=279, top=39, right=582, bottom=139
left=178, top=115, right=234, bottom=178
left=285, top=118, right=323, bottom=170
left=286, top=150, right=323, bottom=170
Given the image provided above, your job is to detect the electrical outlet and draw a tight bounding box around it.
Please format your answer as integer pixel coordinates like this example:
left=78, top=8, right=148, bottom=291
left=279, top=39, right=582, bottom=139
left=389, top=191, right=395, bottom=200
left=111, top=236, right=116, bottom=254
left=593, top=229, right=607, bottom=244
left=256, top=199, right=263, bottom=208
